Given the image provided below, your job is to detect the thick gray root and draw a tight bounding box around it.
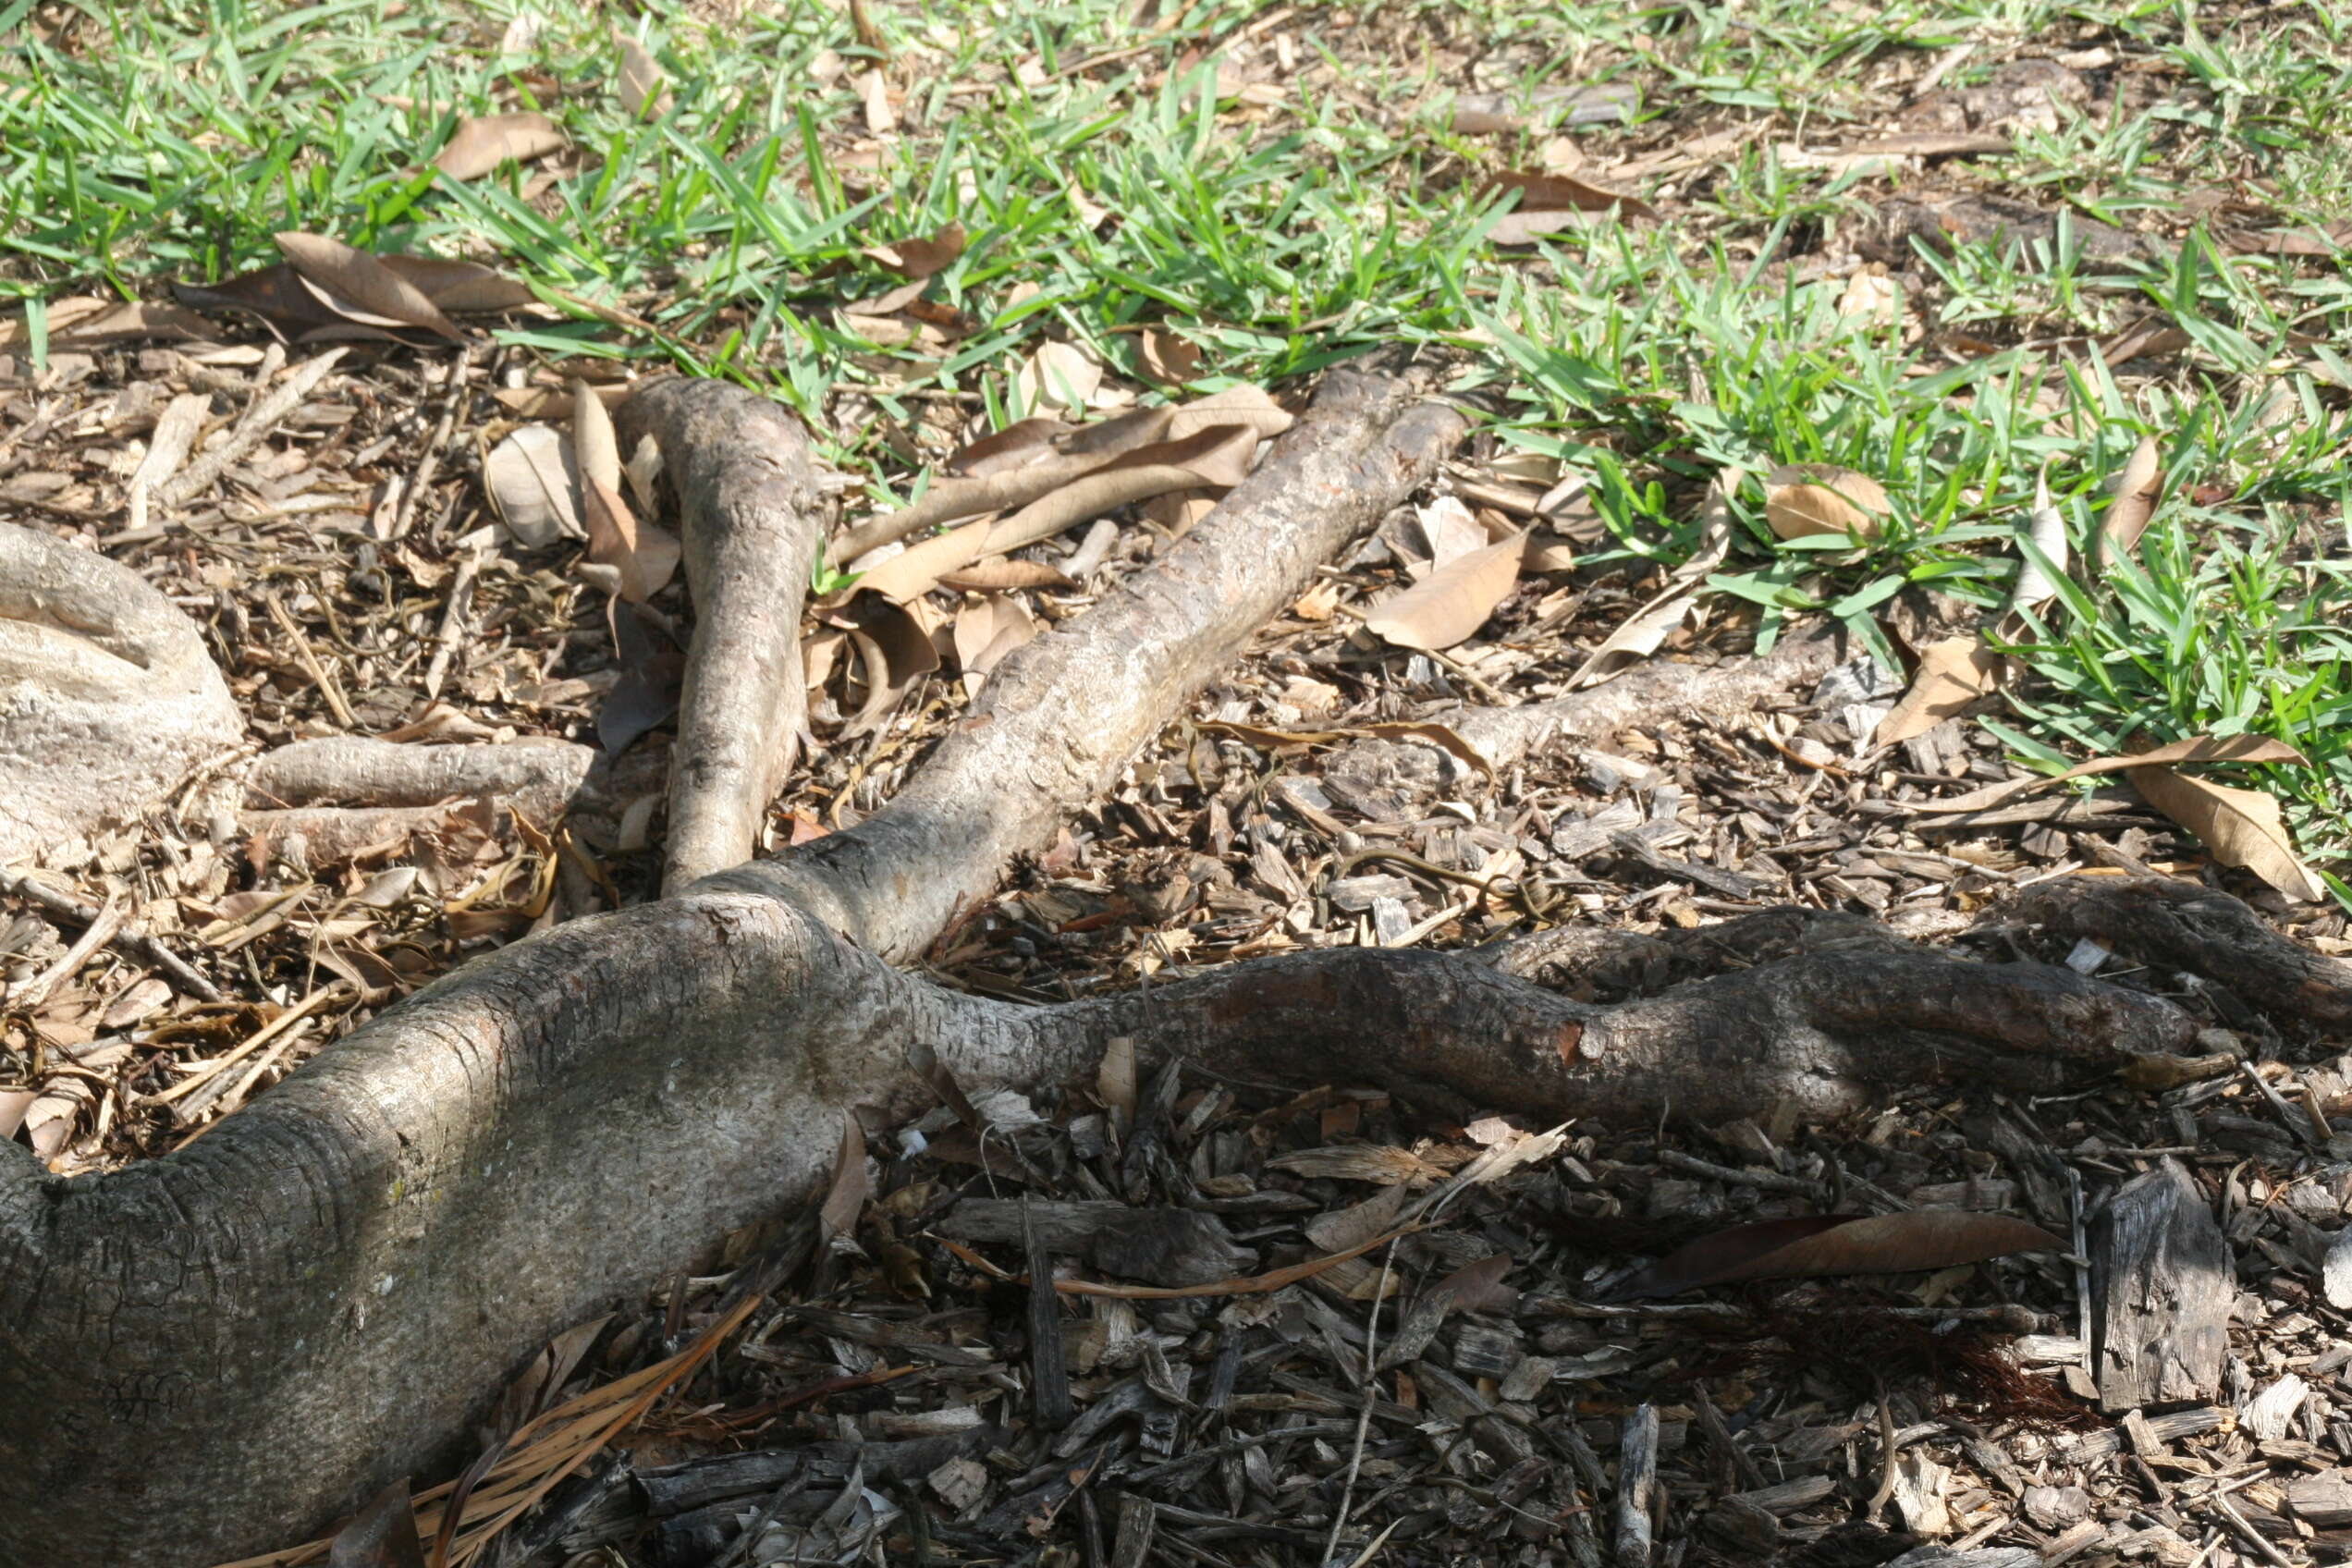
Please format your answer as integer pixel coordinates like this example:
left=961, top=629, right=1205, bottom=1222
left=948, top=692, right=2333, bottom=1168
left=616, top=380, right=826, bottom=893
left=0, top=522, right=241, bottom=864
left=0, top=370, right=1468, bottom=1566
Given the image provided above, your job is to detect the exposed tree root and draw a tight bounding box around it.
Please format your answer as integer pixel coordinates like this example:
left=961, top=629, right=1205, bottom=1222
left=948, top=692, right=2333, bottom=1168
left=4, top=366, right=2344, bottom=1568
left=0, top=521, right=240, bottom=862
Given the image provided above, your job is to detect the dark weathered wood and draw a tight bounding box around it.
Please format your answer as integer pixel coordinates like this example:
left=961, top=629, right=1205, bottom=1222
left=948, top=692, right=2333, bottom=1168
left=1026, top=1206, right=1073, bottom=1432
left=2089, top=1160, right=2235, bottom=1412
left=2289, top=1471, right=2352, bottom=1528
left=1616, top=1403, right=1660, bottom=1568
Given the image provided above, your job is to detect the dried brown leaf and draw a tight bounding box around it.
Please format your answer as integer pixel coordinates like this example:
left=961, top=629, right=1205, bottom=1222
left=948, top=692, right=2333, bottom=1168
left=432, top=112, right=568, bottom=180
left=1015, top=338, right=1105, bottom=414
left=1614, top=1211, right=2063, bottom=1300
left=1765, top=463, right=1888, bottom=540
left=275, top=232, right=463, bottom=342
left=2128, top=766, right=2325, bottom=902
left=819, top=1114, right=869, bottom=1245
left=1908, top=734, right=2310, bottom=816
left=1876, top=634, right=2003, bottom=746
left=1489, top=168, right=1657, bottom=219
left=2096, top=433, right=2162, bottom=569
left=1363, top=533, right=1525, bottom=651
left=484, top=425, right=584, bottom=548
left=615, top=34, right=670, bottom=117
left=375, top=256, right=537, bottom=313
left=864, top=223, right=965, bottom=278
left=1136, top=329, right=1202, bottom=385
left=948, top=417, right=1069, bottom=477
left=857, top=68, right=896, bottom=135
left=0, top=296, right=215, bottom=349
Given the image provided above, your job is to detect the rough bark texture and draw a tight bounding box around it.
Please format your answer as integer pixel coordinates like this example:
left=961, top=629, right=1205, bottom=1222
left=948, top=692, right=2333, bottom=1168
left=615, top=380, right=826, bottom=892
left=0, top=521, right=241, bottom=861
left=717, top=372, right=1469, bottom=962
left=2018, top=876, right=2352, bottom=1024
left=244, top=736, right=597, bottom=817
left=2088, top=1158, right=2235, bottom=1411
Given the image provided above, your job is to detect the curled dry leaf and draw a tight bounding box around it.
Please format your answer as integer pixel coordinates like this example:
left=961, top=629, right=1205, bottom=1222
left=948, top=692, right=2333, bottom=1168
left=2096, top=433, right=2163, bottom=570
left=857, top=68, right=896, bottom=135
left=1906, top=734, right=2310, bottom=816
left=0, top=296, right=214, bottom=349
left=1136, top=329, right=1202, bottom=385
left=818, top=1115, right=869, bottom=1247
left=948, top=417, right=1067, bottom=477
left=1363, top=533, right=1525, bottom=651
left=2002, top=470, right=2067, bottom=631
left=572, top=381, right=680, bottom=602
left=1611, top=1211, right=2064, bottom=1300
left=1875, top=634, right=2003, bottom=746
left=1015, top=339, right=1107, bottom=415
left=1764, top=463, right=1888, bottom=541
left=484, top=424, right=584, bottom=547
left=375, top=256, right=537, bottom=313
left=864, top=223, right=966, bottom=279
left=2128, top=766, right=2325, bottom=902
left=615, top=33, right=670, bottom=117
left=432, top=112, right=567, bottom=181
left=950, top=594, right=1039, bottom=697
left=275, top=231, right=464, bottom=342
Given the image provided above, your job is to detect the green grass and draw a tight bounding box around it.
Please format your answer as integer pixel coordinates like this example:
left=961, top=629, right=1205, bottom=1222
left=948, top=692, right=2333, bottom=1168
left=6, top=0, right=2351, bottom=893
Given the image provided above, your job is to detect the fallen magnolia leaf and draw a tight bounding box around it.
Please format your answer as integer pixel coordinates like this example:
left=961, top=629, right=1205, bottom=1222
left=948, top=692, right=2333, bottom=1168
left=858, top=67, right=896, bottom=135
left=276, top=231, right=464, bottom=342
left=1015, top=338, right=1106, bottom=414
left=1907, top=734, right=2311, bottom=816
left=375, top=255, right=537, bottom=312
left=951, top=593, right=1038, bottom=697
left=573, top=381, right=680, bottom=602
left=1566, top=467, right=1740, bottom=689
left=2095, top=433, right=2162, bottom=570
left=0, top=295, right=215, bottom=349
left=948, top=417, right=1068, bottom=477
left=864, top=223, right=966, bottom=279
left=2128, top=765, right=2325, bottom=902
left=484, top=424, right=584, bottom=547
left=432, top=112, right=567, bottom=181
left=1875, top=634, right=2003, bottom=746
left=1136, top=329, right=1202, bottom=385
left=840, top=596, right=943, bottom=737
left=1611, top=1211, right=2064, bottom=1300
left=1764, top=463, right=1888, bottom=541
left=615, top=33, right=670, bottom=117
left=1484, top=168, right=1658, bottom=244
left=1363, top=533, right=1525, bottom=651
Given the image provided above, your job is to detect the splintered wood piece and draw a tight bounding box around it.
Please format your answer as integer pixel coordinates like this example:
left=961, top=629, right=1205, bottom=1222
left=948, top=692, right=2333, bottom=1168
left=1616, top=1403, right=1659, bottom=1567
left=2089, top=1159, right=2235, bottom=1412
